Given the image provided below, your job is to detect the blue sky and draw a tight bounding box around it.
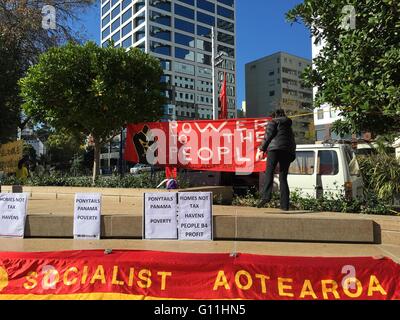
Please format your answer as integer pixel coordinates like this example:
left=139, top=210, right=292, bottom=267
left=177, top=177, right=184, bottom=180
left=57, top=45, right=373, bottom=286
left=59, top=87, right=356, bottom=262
left=73, top=0, right=311, bottom=108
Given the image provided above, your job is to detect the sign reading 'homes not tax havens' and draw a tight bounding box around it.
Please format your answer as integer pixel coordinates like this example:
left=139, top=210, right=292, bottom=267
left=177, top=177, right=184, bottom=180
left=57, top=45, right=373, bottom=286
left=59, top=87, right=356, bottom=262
left=0, top=193, right=28, bottom=238
left=143, top=192, right=212, bottom=240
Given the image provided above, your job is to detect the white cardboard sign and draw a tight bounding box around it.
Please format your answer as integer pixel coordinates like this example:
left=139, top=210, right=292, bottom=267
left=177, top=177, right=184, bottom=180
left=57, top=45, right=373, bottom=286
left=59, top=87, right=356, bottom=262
left=143, top=193, right=178, bottom=240
left=0, top=193, right=28, bottom=238
left=73, top=193, right=101, bottom=240
left=178, top=192, right=212, bottom=241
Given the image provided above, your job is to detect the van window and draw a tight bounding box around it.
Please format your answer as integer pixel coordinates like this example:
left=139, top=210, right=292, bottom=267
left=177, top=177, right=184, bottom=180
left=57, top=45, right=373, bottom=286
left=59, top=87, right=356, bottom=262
left=345, top=148, right=360, bottom=176
left=318, top=150, right=339, bottom=175
left=289, top=151, right=315, bottom=175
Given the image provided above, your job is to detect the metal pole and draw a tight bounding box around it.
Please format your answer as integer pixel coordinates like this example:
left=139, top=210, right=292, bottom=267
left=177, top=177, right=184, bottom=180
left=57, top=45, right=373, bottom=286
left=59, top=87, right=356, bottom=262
left=119, top=130, right=123, bottom=176
left=212, top=27, right=218, bottom=120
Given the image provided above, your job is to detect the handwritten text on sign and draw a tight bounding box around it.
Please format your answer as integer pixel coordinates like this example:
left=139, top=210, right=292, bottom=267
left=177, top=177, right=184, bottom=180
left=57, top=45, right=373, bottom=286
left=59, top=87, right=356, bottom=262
left=178, top=192, right=212, bottom=240
left=0, top=193, right=28, bottom=238
left=73, top=193, right=101, bottom=240
left=144, top=193, right=178, bottom=239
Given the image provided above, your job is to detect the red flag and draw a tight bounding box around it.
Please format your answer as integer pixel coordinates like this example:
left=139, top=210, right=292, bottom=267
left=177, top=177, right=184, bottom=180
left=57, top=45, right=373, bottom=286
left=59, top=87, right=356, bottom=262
left=165, top=166, right=177, bottom=179
left=219, top=72, right=228, bottom=119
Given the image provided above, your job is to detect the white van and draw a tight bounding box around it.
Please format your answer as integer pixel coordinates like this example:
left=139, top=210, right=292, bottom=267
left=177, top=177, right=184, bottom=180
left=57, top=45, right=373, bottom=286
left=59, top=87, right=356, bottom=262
left=268, top=143, right=364, bottom=199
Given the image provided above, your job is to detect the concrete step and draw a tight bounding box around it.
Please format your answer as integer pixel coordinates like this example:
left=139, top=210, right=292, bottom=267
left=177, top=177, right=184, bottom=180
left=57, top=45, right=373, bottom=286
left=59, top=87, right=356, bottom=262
left=23, top=213, right=376, bottom=244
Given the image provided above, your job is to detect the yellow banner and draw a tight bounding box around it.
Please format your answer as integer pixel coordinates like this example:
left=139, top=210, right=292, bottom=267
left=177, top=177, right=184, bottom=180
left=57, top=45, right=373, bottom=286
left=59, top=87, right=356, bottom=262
left=0, top=141, right=23, bottom=173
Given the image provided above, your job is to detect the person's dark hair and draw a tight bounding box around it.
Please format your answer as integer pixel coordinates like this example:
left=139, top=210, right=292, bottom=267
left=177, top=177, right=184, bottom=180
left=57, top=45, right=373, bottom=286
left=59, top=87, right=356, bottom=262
left=270, top=111, right=276, bottom=118
left=18, top=159, right=25, bottom=170
left=275, top=109, right=286, bottom=117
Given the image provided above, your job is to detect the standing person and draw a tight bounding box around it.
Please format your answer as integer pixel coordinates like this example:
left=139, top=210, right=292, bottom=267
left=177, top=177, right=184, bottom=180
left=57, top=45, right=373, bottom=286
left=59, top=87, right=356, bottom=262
left=256, top=109, right=296, bottom=210
left=16, top=157, right=29, bottom=183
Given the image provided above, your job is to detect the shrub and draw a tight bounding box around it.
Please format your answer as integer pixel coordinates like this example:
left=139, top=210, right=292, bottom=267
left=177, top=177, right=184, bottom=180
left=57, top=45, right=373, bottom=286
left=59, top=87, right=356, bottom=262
left=232, top=189, right=397, bottom=216
left=358, top=153, right=400, bottom=204
left=0, top=171, right=189, bottom=189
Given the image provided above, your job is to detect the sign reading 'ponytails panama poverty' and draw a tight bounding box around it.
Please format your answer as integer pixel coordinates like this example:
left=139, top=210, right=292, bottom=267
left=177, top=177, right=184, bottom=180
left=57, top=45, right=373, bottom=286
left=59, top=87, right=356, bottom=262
left=125, top=118, right=271, bottom=173
left=0, top=251, right=399, bottom=300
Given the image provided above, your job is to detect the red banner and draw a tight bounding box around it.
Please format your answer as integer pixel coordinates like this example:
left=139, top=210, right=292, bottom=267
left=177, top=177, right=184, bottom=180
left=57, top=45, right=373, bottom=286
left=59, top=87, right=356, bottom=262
left=0, top=250, right=399, bottom=300
left=124, top=118, right=271, bottom=173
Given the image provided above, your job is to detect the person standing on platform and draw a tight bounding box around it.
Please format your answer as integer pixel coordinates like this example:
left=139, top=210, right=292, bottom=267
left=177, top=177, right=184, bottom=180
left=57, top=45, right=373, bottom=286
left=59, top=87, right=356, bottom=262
left=256, top=109, right=296, bottom=211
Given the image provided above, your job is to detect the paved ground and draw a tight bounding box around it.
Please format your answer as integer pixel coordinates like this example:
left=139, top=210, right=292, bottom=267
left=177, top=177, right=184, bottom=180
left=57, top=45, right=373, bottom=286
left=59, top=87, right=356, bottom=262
left=0, top=239, right=399, bottom=263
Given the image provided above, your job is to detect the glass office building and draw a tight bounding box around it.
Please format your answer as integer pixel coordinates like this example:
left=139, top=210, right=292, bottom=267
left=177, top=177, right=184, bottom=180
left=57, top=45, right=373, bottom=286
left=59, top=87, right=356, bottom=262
left=100, top=0, right=237, bottom=120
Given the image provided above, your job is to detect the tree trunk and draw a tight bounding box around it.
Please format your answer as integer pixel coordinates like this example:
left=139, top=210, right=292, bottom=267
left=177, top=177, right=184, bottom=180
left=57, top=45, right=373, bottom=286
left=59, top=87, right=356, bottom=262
left=92, top=138, right=101, bottom=185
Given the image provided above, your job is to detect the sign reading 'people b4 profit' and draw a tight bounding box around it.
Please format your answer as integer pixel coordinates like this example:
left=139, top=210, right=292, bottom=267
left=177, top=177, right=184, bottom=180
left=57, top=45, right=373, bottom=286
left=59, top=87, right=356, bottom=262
left=178, top=192, right=212, bottom=241
left=73, top=193, right=101, bottom=240
left=143, top=192, right=212, bottom=240
left=0, top=193, right=28, bottom=238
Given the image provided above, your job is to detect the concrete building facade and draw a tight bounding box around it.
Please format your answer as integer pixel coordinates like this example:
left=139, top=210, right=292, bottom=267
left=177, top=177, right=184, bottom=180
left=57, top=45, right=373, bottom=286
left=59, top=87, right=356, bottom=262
left=100, top=0, right=237, bottom=121
left=245, top=52, right=314, bottom=143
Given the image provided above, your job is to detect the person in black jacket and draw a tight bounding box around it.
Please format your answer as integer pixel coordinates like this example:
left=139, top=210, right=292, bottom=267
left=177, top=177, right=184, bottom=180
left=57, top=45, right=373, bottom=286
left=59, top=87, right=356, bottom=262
left=256, top=109, right=296, bottom=210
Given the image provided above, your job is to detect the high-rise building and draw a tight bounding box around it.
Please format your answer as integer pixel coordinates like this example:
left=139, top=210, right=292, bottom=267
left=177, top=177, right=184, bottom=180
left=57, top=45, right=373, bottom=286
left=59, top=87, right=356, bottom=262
left=245, top=52, right=314, bottom=143
left=100, top=0, right=237, bottom=121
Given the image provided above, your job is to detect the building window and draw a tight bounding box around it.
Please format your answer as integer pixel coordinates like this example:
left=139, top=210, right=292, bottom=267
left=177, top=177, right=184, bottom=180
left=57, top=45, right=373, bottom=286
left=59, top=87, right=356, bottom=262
left=175, top=33, right=195, bottom=47
left=150, top=11, right=171, bottom=26
left=150, top=0, right=171, bottom=12
left=197, top=11, right=215, bottom=26
left=122, top=22, right=132, bottom=37
left=217, top=18, right=234, bottom=33
left=151, top=42, right=171, bottom=56
left=175, top=18, right=195, bottom=33
left=122, top=8, right=132, bottom=23
left=269, top=71, right=274, bottom=76
left=218, top=0, right=234, bottom=7
left=102, top=1, right=110, bottom=15
left=269, top=91, right=275, bottom=97
left=122, top=0, right=132, bottom=10
left=102, top=14, right=110, bottom=28
left=317, top=109, right=324, bottom=120
left=197, top=25, right=211, bottom=38
left=122, top=36, right=132, bottom=48
left=177, top=0, right=194, bottom=5
left=175, top=47, right=195, bottom=61
left=217, top=5, right=234, bottom=20
left=174, top=3, right=195, bottom=20
left=111, top=5, right=120, bottom=19
left=111, top=18, right=120, bottom=32
left=197, top=0, right=215, bottom=13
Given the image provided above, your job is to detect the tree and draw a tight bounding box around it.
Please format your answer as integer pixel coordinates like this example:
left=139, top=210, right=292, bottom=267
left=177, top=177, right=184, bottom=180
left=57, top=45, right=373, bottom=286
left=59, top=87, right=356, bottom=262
left=0, top=0, right=95, bottom=142
left=286, top=0, right=400, bottom=136
left=20, top=42, right=165, bottom=183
